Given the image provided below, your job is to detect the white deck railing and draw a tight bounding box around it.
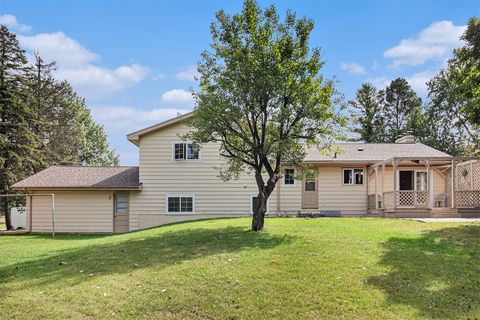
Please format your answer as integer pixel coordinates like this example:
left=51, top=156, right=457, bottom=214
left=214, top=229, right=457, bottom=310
left=382, top=191, right=429, bottom=208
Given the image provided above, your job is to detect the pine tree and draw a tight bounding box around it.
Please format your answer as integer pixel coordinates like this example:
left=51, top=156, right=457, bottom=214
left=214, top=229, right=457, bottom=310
left=383, top=78, right=422, bottom=142
left=349, top=83, right=386, bottom=142
left=0, top=25, right=42, bottom=229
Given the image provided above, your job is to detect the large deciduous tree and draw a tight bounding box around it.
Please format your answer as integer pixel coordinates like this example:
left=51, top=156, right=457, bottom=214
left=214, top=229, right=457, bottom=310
left=427, top=16, right=480, bottom=154
left=186, top=0, right=345, bottom=231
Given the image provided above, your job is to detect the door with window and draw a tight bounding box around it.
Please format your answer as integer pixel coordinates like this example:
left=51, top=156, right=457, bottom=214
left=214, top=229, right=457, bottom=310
left=114, top=194, right=129, bottom=233
left=302, top=169, right=318, bottom=209
left=398, top=170, right=428, bottom=207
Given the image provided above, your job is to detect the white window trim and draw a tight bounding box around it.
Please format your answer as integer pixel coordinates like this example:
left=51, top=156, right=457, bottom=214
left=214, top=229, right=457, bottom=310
left=165, top=194, right=196, bottom=214
left=250, top=195, right=270, bottom=215
left=171, top=141, right=201, bottom=162
left=282, top=168, right=296, bottom=187
left=342, top=168, right=365, bottom=186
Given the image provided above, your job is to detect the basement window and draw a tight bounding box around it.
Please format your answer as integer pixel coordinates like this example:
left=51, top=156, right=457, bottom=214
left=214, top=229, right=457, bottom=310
left=167, top=195, right=194, bottom=213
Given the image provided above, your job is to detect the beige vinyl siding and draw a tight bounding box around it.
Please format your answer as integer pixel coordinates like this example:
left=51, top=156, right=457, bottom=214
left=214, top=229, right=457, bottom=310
left=317, top=166, right=367, bottom=215
left=129, top=123, right=280, bottom=230
left=432, top=169, right=448, bottom=204
left=30, top=191, right=113, bottom=233
left=130, top=123, right=381, bottom=230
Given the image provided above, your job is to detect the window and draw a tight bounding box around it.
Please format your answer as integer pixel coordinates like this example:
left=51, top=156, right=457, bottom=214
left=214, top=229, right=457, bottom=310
left=173, top=142, right=199, bottom=160
left=343, top=168, right=364, bottom=185
left=416, top=171, right=427, bottom=191
left=284, top=168, right=295, bottom=185
left=304, top=171, right=316, bottom=191
left=115, top=195, right=129, bottom=215
left=167, top=196, right=194, bottom=213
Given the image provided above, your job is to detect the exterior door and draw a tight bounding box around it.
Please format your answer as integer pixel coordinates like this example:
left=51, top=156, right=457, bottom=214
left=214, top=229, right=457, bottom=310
left=399, top=171, right=414, bottom=190
left=302, top=170, right=318, bottom=209
left=114, top=194, right=129, bottom=233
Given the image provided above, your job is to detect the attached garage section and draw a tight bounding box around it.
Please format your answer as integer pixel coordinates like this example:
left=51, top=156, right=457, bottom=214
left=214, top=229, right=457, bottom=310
left=12, top=166, right=141, bottom=234
left=30, top=191, right=115, bottom=233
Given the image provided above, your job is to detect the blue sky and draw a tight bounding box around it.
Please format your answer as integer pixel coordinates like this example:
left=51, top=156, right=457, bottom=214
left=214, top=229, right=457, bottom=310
left=1, top=0, right=478, bottom=164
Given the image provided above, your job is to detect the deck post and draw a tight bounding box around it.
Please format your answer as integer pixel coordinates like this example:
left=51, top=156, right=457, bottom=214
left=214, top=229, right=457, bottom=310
left=381, top=162, right=385, bottom=209
left=393, top=158, right=397, bottom=210
left=451, top=159, right=455, bottom=208
left=374, top=165, right=378, bottom=209
left=426, top=160, right=432, bottom=209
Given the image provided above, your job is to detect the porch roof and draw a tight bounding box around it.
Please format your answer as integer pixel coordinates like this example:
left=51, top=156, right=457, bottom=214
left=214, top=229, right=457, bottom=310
left=304, top=143, right=451, bottom=163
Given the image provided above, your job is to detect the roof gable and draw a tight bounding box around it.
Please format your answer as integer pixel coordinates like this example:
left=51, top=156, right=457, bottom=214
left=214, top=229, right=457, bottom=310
left=127, top=112, right=193, bottom=146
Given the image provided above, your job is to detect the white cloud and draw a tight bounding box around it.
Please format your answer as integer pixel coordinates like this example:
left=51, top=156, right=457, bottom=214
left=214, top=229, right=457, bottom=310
left=0, top=14, right=31, bottom=32
left=18, top=32, right=149, bottom=99
left=384, top=20, right=466, bottom=68
left=175, top=66, right=199, bottom=81
left=161, top=89, right=194, bottom=105
left=406, top=70, right=436, bottom=94
left=340, top=62, right=366, bottom=74
left=90, top=106, right=192, bottom=134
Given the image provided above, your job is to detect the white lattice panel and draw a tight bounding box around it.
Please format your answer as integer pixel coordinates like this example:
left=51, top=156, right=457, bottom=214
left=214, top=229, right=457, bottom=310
left=455, top=191, right=480, bottom=207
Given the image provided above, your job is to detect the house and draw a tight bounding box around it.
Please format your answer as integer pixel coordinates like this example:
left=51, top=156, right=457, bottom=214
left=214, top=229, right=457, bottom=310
left=12, top=112, right=480, bottom=233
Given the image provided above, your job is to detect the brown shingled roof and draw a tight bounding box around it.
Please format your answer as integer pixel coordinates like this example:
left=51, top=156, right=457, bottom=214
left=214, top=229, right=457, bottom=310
left=304, top=143, right=452, bottom=162
left=12, top=166, right=141, bottom=190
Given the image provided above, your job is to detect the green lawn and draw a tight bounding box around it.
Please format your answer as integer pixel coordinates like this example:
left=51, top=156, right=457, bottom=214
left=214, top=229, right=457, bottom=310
left=1, top=218, right=479, bottom=319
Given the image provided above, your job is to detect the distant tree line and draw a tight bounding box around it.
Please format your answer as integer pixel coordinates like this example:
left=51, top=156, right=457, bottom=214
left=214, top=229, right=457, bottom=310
left=0, top=25, right=118, bottom=229
left=349, top=17, right=480, bottom=156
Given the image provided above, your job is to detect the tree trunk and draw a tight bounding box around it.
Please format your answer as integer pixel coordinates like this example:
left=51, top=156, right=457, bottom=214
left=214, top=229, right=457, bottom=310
left=251, top=190, right=268, bottom=231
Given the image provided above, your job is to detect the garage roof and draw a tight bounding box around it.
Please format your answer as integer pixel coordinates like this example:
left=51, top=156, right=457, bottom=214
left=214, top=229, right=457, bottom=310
left=12, top=166, right=141, bottom=190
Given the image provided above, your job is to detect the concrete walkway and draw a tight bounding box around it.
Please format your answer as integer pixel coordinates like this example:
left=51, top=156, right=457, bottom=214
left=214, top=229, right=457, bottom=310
left=404, top=218, right=480, bottom=223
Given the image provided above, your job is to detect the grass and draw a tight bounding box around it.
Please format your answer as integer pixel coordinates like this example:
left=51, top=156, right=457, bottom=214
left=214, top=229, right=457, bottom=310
left=1, top=218, right=479, bottom=319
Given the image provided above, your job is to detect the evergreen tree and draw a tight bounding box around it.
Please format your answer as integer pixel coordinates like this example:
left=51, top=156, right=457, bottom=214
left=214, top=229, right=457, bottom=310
left=0, top=25, right=42, bottom=229
left=383, top=78, right=422, bottom=142
left=349, top=83, right=386, bottom=142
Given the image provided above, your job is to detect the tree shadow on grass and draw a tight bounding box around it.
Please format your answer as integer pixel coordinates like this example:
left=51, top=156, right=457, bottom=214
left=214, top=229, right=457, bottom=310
left=0, top=226, right=293, bottom=292
left=369, top=224, right=480, bottom=319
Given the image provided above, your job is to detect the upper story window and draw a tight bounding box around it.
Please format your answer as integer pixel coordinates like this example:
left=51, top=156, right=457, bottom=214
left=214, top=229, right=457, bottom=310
left=343, top=168, right=364, bottom=185
left=173, top=142, right=200, bottom=161
left=284, top=168, right=295, bottom=185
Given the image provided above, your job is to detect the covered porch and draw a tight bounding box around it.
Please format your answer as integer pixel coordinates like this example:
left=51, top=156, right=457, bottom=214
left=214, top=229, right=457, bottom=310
left=367, top=157, right=480, bottom=218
